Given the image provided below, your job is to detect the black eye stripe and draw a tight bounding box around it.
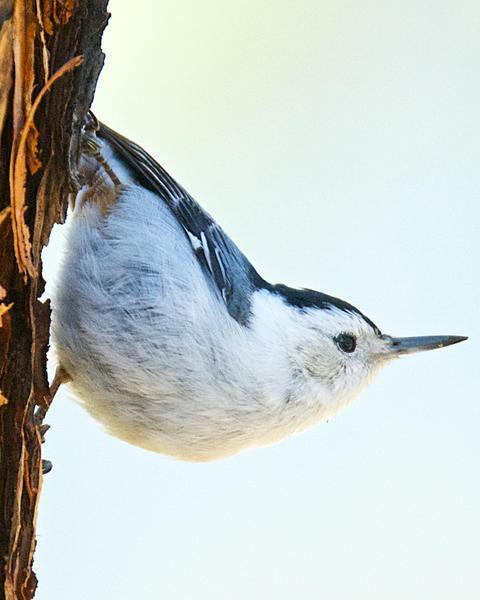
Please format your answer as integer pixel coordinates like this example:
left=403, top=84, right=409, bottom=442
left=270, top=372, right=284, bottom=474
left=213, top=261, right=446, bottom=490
left=335, top=333, right=357, bottom=353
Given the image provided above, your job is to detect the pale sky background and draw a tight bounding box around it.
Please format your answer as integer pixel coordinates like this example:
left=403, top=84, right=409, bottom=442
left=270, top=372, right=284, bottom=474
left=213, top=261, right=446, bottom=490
left=37, top=1, right=478, bottom=599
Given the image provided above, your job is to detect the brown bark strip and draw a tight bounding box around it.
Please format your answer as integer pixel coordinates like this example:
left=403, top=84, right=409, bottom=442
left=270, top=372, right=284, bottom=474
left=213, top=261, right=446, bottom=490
left=9, top=1, right=37, bottom=278
left=0, top=1, right=109, bottom=598
left=9, top=54, right=84, bottom=277
left=34, top=0, right=50, bottom=83
left=0, top=17, right=13, bottom=135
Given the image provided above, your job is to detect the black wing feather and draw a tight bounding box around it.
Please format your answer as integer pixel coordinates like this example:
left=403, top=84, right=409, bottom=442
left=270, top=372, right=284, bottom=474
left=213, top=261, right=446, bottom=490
left=97, top=121, right=263, bottom=325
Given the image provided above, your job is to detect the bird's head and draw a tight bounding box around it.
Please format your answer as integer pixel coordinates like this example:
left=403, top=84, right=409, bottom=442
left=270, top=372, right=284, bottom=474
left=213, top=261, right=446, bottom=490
left=252, top=285, right=467, bottom=421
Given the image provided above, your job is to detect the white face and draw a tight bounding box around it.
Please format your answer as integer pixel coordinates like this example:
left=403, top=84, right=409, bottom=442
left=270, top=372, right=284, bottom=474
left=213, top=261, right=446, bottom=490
left=290, top=307, right=392, bottom=398
left=249, top=290, right=464, bottom=422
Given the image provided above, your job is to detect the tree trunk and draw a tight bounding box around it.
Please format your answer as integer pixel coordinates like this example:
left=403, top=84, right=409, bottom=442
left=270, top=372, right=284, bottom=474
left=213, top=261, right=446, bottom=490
left=0, top=1, right=108, bottom=597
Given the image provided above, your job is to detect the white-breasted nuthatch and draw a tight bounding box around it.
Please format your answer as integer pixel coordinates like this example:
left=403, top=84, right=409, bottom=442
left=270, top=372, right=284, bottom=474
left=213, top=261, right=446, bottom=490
left=51, top=116, right=467, bottom=461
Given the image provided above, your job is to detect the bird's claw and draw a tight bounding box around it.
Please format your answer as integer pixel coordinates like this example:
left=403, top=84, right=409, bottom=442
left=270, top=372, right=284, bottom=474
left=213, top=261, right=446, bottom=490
left=38, top=422, right=50, bottom=443
left=42, top=459, right=53, bottom=475
left=34, top=406, right=47, bottom=426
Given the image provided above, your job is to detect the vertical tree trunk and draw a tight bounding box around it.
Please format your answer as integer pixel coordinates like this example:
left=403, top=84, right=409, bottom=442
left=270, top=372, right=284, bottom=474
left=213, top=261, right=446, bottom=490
left=0, top=1, right=109, bottom=597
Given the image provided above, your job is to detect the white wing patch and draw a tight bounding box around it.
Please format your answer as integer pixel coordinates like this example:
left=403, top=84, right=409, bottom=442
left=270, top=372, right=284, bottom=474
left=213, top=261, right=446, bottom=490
left=214, top=247, right=227, bottom=283
left=185, top=227, right=229, bottom=301
left=184, top=228, right=202, bottom=251
left=200, top=231, right=214, bottom=273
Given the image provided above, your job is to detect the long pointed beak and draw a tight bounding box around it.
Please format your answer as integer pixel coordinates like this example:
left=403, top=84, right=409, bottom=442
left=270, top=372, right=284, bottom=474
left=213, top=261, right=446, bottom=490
left=382, top=334, right=468, bottom=357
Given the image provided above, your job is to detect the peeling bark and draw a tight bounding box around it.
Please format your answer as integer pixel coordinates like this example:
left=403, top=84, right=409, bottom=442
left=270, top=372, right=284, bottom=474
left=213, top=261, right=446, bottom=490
left=0, top=1, right=109, bottom=597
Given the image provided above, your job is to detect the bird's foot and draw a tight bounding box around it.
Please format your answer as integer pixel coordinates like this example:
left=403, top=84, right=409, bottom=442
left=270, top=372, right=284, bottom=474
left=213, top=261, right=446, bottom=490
left=81, top=132, right=122, bottom=190
left=77, top=133, right=123, bottom=215
left=38, top=422, right=50, bottom=443
left=35, top=365, right=70, bottom=431
left=36, top=367, right=70, bottom=477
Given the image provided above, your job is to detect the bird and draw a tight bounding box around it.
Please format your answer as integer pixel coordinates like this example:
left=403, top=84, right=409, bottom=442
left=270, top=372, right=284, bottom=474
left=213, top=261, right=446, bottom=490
left=51, top=114, right=467, bottom=462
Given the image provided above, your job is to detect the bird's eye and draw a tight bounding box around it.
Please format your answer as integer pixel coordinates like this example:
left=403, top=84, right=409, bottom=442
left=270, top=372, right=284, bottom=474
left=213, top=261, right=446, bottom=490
left=335, top=333, right=357, bottom=353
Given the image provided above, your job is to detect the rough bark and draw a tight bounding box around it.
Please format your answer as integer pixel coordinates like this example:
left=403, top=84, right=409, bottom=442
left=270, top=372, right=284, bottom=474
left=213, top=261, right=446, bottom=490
left=0, top=1, right=109, bottom=597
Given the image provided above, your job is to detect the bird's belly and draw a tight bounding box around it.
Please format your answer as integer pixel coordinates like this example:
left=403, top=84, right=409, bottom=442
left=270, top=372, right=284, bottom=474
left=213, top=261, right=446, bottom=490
left=65, top=376, right=261, bottom=461
left=52, top=193, right=260, bottom=460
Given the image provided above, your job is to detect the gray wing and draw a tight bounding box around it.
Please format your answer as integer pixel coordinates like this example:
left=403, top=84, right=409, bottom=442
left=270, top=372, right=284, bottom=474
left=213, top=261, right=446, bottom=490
left=97, top=121, right=263, bottom=325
